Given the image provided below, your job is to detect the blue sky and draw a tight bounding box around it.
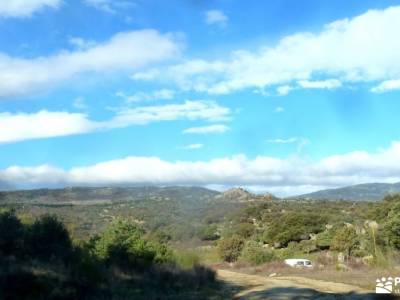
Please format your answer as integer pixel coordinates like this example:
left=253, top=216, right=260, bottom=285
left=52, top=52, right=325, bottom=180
left=1, top=0, right=400, bottom=196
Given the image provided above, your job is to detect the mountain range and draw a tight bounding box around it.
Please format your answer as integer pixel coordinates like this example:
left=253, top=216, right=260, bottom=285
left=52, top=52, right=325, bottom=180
left=294, top=182, right=400, bottom=201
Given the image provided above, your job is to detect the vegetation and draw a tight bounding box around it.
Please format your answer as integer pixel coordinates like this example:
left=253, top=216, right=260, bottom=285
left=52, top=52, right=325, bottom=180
left=217, top=235, right=244, bottom=263
left=0, top=210, right=219, bottom=299
left=2, top=187, right=400, bottom=295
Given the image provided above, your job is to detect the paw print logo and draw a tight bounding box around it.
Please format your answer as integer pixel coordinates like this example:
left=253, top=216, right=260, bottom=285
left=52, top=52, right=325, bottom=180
left=376, top=277, right=393, bottom=294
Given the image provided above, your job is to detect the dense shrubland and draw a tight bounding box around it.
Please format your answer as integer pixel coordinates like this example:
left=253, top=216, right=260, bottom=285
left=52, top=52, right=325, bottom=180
left=213, top=195, right=400, bottom=269
left=0, top=210, right=218, bottom=300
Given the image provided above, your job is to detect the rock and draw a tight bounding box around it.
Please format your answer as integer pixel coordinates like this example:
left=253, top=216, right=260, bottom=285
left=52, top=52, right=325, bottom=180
left=269, top=273, right=277, bottom=277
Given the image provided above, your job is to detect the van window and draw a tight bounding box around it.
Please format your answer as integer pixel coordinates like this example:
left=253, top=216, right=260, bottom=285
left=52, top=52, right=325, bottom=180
left=296, top=261, right=304, bottom=266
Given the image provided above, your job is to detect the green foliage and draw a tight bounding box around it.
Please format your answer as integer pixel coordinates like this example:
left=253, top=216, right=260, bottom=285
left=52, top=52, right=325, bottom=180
left=331, top=226, right=359, bottom=256
left=0, top=213, right=217, bottom=299
left=241, top=241, right=276, bottom=265
left=174, top=250, right=200, bottom=269
left=198, top=224, right=219, bottom=241
left=264, top=212, right=327, bottom=247
left=298, top=239, right=317, bottom=254
left=233, top=223, right=255, bottom=239
left=92, top=219, right=157, bottom=268
left=0, top=210, right=24, bottom=256
left=316, top=230, right=335, bottom=250
left=25, top=214, right=72, bottom=262
left=217, top=235, right=244, bottom=262
left=384, top=214, right=400, bottom=249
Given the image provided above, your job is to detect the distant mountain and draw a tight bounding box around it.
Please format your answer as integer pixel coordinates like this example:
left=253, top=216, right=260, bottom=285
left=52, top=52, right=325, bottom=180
left=295, top=182, right=400, bottom=201
left=0, top=186, right=277, bottom=240
left=0, top=186, right=219, bottom=205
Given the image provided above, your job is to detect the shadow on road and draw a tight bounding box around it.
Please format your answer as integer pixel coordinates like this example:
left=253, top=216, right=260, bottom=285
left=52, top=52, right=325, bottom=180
left=238, top=287, right=400, bottom=300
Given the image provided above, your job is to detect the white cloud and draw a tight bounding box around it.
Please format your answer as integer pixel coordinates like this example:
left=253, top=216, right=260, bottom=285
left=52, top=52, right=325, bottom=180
left=116, top=89, right=175, bottom=103
left=182, top=124, right=230, bottom=135
left=267, top=138, right=299, bottom=144
left=298, top=79, right=342, bottom=89
left=267, top=137, right=310, bottom=152
left=371, top=79, right=400, bottom=93
left=3, top=141, right=400, bottom=196
left=274, top=106, right=285, bottom=113
left=85, top=0, right=135, bottom=14
left=68, top=37, right=96, bottom=50
left=205, top=10, right=228, bottom=27
left=0, top=0, right=61, bottom=18
left=276, top=85, right=293, bottom=96
left=0, top=30, right=181, bottom=98
left=0, top=111, right=97, bottom=143
left=0, top=101, right=230, bottom=143
left=181, top=143, right=203, bottom=150
left=133, top=6, right=400, bottom=95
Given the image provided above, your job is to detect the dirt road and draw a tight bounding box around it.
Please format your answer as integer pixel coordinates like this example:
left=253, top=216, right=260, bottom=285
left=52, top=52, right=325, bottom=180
left=217, top=269, right=387, bottom=299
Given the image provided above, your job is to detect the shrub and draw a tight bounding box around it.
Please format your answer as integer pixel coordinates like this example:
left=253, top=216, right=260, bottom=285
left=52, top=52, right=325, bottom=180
left=0, top=210, right=24, bottom=256
left=241, top=241, right=276, bottom=265
left=198, top=225, right=219, bottom=241
left=92, top=219, right=156, bottom=269
left=25, top=214, right=72, bottom=262
left=264, top=212, right=326, bottom=247
left=174, top=250, right=200, bottom=269
left=331, top=226, right=359, bottom=257
left=234, top=223, right=255, bottom=239
left=384, top=214, right=400, bottom=250
left=298, top=239, right=317, bottom=254
left=217, top=235, right=244, bottom=262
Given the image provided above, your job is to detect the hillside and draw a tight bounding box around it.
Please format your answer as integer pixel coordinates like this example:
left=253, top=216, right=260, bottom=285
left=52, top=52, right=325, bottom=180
left=0, top=186, right=274, bottom=240
left=295, top=182, right=400, bottom=201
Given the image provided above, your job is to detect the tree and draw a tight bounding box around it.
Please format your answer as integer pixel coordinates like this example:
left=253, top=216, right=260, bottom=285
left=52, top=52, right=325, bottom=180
left=234, top=223, right=255, bottom=239
left=93, top=219, right=156, bottom=268
left=198, top=225, right=219, bottom=241
left=0, top=210, right=24, bottom=256
left=25, top=214, right=73, bottom=261
left=331, top=226, right=358, bottom=257
left=265, top=212, right=326, bottom=247
left=241, top=241, right=275, bottom=265
left=217, top=236, right=244, bottom=263
left=384, top=215, right=400, bottom=249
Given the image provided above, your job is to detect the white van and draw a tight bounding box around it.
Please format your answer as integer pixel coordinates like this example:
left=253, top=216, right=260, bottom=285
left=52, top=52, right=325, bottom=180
left=284, top=259, right=313, bottom=268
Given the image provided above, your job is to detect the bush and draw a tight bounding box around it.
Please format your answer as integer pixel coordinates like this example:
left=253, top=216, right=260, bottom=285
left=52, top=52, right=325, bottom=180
left=331, top=226, right=359, bottom=257
left=25, top=214, right=72, bottom=262
left=0, top=210, right=24, bottom=256
left=384, top=214, right=400, bottom=250
left=92, top=219, right=156, bottom=269
left=174, top=250, right=200, bottom=269
left=217, top=235, right=244, bottom=262
left=316, top=228, right=337, bottom=250
left=241, top=241, right=276, bottom=265
left=234, top=223, right=255, bottom=239
left=198, top=225, right=219, bottom=241
left=264, top=212, right=326, bottom=247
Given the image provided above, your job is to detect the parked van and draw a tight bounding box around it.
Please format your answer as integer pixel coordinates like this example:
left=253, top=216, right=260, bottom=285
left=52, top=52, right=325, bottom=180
left=284, top=259, right=313, bottom=268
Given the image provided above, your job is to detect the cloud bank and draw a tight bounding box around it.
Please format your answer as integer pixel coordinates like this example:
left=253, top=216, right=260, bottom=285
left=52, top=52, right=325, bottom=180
left=2, top=141, right=400, bottom=196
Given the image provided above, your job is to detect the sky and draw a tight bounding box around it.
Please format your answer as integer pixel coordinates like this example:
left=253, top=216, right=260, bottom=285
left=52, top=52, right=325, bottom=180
left=1, top=0, right=400, bottom=196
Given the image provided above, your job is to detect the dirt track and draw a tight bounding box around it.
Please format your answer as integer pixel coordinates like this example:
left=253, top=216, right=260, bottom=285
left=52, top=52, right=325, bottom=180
left=217, top=269, right=387, bottom=299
